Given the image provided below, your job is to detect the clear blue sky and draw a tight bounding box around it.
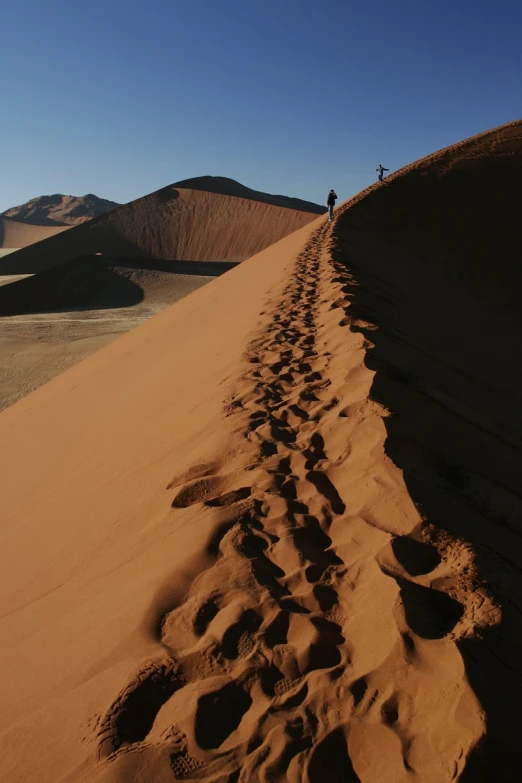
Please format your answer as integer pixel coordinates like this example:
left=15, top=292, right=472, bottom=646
left=1, top=0, right=520, bottom=211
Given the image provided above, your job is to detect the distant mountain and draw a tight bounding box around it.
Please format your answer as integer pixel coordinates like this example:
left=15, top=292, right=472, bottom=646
left=1, top=194, right=121, bottom=227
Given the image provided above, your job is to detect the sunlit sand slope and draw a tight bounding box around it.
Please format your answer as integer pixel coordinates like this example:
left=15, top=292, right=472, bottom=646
left=0, top=121, right=521, bottom=782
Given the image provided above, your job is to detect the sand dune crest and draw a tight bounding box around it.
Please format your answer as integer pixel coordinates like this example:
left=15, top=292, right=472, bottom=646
left=0, top=121, right=521, bottom=781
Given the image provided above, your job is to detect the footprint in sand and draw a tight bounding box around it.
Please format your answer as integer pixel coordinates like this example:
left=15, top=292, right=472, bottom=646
left=96, top=221, right=490, bottom=782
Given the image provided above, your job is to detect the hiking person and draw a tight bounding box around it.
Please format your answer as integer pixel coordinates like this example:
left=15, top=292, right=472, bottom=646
left=327, top=189, right=338, bottom=222
left=376, top=164, right=389, bottom=182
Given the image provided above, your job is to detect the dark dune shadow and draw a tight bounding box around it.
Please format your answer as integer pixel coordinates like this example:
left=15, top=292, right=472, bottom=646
left=154, top=186, right=181, bottom=205
left=0, top=256, right=145, bottom=316
left=112, top=257, right=239, bottom=276
left=0, top=254, right=236, bottom=317
left=331, top=121, right=522, bottom=779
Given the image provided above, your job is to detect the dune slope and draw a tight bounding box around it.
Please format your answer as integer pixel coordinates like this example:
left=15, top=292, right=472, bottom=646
left=0, top=256, right=236, bottom=316
left=0, top=178, right=324, bottom=274
left=329, top=119, right=522, bottom=780
left=0, top=121, right=521, bottom=783
left=0, top=216, right=69, bottom=249
left=0, top=257, right=224, bottom=412
left=172, top=176, right=328, bottom=213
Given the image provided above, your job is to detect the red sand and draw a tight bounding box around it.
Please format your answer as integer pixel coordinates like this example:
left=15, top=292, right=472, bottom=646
left=0, top=121, right=521, bottom=782
left=0, top=216, right=69, bottom=249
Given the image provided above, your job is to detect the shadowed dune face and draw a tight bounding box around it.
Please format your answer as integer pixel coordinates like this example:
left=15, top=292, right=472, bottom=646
left=331, top=119, right=522, bottom=778
left=0, top=181, right=323, bottom=274
left=332, top=121, right=522, bottom=439
left=0, top=258, right=145, bottom=316
left=0, top=257, right=236, bottom=316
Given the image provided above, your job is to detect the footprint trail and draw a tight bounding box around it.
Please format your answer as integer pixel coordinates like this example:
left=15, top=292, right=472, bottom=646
left=95, top=222, right=497, bottom=782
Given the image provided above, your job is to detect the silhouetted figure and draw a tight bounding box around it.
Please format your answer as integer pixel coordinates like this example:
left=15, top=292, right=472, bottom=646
left=376, top=164, right=389, bottom=182
left=327, top=189, right=338, bottom=222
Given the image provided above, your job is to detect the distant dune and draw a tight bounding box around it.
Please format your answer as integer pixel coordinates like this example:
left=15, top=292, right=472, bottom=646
left=1, top=193, right=120, bottom=227
left=0, top=216, right=69, bottom=249
left=173, top=175, right=327, bottom=213
left=0, top=256, right=236, bottom=316
left=0, top=177, right=325, bottom=274
left=0, top=122, right=521, bottom=782
left=0, top=258, right=225, bottom=412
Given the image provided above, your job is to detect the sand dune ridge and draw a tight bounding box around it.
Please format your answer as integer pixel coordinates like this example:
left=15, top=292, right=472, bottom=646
left=0, top=121, right=521, bottom=781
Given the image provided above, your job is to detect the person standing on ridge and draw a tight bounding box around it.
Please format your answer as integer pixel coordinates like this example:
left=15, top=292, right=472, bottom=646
left=327, top=189, right=338, bottom=222
left=376, top=164, right=389, bottom=182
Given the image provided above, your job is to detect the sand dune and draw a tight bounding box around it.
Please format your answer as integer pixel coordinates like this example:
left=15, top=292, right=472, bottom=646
left=0, top=256, right=236, bottom=316
left=172, top=176, right=327, bottom=213
left=0, top=215, right=69, bottom=249
left=0, top=121, right=521, bottom=782
left=0, top=177, right=324, bottom=274
left=0, top=258, right=228, bottom=411
left=328, top=118, right=522, bottom=780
